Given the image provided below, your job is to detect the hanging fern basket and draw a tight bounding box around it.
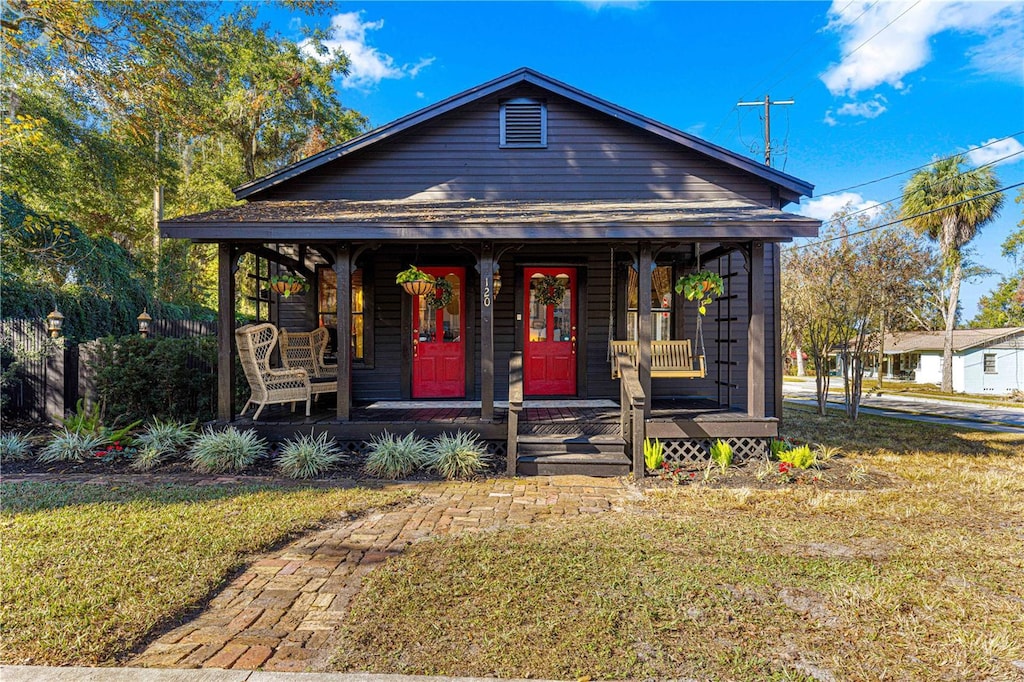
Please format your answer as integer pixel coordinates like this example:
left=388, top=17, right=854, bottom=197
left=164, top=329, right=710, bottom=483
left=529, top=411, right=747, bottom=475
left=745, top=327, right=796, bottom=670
left=269, top=275, right=309, bottom=298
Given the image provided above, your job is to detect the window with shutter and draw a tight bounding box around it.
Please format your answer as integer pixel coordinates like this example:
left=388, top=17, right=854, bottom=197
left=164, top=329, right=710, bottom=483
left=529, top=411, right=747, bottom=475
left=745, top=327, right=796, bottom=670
left=500, top=98, right=546, bottom=148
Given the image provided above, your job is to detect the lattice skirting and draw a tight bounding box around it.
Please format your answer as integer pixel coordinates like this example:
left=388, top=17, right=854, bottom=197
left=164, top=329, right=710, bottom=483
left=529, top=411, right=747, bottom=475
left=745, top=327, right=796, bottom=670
left=659, top=437, right=768, bottom=469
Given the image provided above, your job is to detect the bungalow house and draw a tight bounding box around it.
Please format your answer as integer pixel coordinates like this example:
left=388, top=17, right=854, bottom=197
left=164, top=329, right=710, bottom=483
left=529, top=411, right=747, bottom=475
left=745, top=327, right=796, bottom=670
left=874, top=328, right=1024, bottom=394
left=161, top=68, right=821, bottom=477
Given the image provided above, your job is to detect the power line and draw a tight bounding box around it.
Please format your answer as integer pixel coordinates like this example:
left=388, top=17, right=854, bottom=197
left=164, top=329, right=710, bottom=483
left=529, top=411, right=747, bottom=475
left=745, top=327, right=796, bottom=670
left=737, top=95, right=795, bottom=167
left=816, top=130, right=1024, bottom=196
left=787, top=180, right=1024, bottom=251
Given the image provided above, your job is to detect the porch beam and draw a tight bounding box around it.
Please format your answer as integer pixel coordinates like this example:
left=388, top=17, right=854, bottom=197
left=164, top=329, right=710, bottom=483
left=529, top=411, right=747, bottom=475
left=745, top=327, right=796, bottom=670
left=480, top=242, right=495, bottom=422
left=237, top=245, right=314, bottom=280
left=334, top=243, right=352, bottom=421
left=746, top=240, right=766, bottom=418
left=217, top=243, right=237, bottom=422
left=638, top=242, right=653, bottom=418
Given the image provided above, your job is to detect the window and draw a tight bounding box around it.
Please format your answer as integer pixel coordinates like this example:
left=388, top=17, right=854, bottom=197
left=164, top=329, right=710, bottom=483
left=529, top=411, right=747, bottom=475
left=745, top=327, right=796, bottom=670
left=626, top=265, right=674, bottom=341
left=317, top=266, right=367, bottom=363
left=500, top=98, right=546, bottom=148
left=983, top=353, right=997, bottom=374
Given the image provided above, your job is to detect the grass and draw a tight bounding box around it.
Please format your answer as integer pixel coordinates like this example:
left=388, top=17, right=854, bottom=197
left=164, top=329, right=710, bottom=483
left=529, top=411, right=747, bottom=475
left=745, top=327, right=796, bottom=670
left=0, top=482, right=414, bottom=666
left=331, top=408, right=1024, bottom=681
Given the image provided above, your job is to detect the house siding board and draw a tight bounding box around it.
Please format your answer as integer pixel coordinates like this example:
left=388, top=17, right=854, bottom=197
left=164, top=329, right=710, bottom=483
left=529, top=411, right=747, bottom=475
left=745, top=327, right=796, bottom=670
left=256, top=89, right=774, bottom=205
left=960, top=346, right=1024, bottom=394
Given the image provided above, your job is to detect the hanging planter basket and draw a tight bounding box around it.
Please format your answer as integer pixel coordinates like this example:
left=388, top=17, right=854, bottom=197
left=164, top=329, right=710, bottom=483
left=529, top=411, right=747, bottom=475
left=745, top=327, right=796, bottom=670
left=269, top=274, right=309, bottom=298
left=402, top=279, right=435, bottom=297
left=674, top=270, right=724, bottom=315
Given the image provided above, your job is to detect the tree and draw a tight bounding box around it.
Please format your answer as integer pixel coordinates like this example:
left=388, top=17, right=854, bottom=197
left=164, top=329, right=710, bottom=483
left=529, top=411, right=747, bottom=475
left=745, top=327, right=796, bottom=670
left=899, top=155, right=1004, bottom=392
left=972, top=188, right=1024, bottom=327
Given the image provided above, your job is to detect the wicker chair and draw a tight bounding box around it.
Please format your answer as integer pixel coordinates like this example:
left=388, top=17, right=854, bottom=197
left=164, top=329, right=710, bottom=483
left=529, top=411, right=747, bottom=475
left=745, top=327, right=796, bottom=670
left=280, top=327, right=338, bottom=402
left=235, top=323, right=311, bottom=421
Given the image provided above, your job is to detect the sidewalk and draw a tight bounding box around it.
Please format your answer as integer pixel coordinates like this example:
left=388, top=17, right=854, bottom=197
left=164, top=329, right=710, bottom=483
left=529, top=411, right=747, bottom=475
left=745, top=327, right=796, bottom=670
left=0, top=666, right=561, bottom=682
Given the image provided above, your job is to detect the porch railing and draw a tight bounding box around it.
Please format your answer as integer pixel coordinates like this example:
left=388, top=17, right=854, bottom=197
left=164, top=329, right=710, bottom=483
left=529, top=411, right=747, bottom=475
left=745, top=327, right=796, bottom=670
left=617, top=351, right=646, bottom=480
left=506, top=351, right=524, bottom=476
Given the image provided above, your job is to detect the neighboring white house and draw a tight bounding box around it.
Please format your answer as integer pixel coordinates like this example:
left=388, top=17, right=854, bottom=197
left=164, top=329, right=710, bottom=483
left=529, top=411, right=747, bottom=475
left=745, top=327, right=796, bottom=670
left=878, top=328, right=1024, bottom=394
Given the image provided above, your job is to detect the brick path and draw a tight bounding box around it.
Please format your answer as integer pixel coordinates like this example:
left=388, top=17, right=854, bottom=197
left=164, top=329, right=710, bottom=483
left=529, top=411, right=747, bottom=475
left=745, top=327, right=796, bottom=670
left=129, top=476, right=635, bottom=673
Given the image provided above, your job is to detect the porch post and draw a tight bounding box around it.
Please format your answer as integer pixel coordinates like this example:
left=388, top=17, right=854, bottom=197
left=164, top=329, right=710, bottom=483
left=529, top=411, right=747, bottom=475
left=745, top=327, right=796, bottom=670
left=334, top=243, right=352, bottom=421
left=480, top=243, right=495, bottom=422
left=638, top=242, right=653, bottom=418
left=747, top=240, right=766, bottom=418
left=217, top=243, right=237, bottom=422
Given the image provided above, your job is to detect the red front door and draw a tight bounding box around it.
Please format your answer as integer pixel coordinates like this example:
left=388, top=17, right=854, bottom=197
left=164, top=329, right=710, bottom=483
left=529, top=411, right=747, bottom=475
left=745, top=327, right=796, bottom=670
left=524, top=267, right=577, bottom=396
left=412, top=267, right=466, bottom=398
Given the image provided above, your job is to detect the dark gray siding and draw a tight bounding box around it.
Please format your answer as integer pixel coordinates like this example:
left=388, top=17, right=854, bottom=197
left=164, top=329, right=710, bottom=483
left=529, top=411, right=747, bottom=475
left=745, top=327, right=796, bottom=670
left=258, top=85, right=775, bottom=205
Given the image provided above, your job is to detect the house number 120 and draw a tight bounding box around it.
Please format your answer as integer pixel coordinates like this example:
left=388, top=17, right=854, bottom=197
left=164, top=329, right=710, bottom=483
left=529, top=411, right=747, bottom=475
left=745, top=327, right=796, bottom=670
left=482, top=281, right=492, bottom=309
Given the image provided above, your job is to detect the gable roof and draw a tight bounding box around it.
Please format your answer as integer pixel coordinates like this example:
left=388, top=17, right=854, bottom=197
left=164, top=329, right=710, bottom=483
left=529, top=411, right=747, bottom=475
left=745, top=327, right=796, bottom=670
left=234, top=67, right=815, bottom=202
left=882, top=328, right=1024, bottom=354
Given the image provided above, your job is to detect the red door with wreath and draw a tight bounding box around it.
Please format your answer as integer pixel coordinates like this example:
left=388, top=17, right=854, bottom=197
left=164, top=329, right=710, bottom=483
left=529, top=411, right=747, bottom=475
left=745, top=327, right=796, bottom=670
left=412, top=267, right=465, bottom=398
left=523, top=267, right=577, bottom=396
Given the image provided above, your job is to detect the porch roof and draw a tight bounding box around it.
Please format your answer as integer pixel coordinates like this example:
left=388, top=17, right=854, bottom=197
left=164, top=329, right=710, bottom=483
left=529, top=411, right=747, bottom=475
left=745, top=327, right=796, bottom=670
left=160, top=198, right=821, bottom=242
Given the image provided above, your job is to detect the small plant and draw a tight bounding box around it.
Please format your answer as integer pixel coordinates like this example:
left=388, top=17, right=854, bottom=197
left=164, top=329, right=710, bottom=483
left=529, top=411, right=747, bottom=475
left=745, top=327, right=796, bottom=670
left=846, top=464, right=869, bottom=485
left=38, top=429, right=109, bottom=463
left=644, top=437, right=664, bottom=471
left=770, top=438, right=791, bottom=458
left=364, top=430, right=429, bottom=479
left=675, top=270, right=725, bottom=315
left=277, top=431, right=343, bottom=479
left=778, top=444, right=816, bottom=469
left=132, top=418, right=196, bottom=471
left=395, top=265, right=433, bottom=284
left=59, top=398, right=141, bottom=444
left=269, top=273, right=309, bottom=297
left=0, top=432, right=33, bottom=462
left=709, top=439, right=733, bottom=474
left=815, top=443, right=842, bottom=464
left=186, top=426, right=267, bottom=473
left=426, top=431, right=491, bottom=480
left=659, top=460, right=697, bottom=485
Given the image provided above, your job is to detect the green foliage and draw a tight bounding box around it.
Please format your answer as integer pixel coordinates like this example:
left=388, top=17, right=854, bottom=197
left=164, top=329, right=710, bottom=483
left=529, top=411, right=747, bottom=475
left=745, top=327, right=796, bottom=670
left=643, top=438, right=664, bottom=470
left=0, top=432, right=34, bottom=462
left=709, top=439, right=733, bottom=474
left=58, top=398, right=141, bottom=445
left=276, top=431, right=343, bottom=479
left=395, top=266, right=433, bottom=284
left=675, top=270, right=725, bottom=315
left=814, top=444, right=842, bottom=464
left=364, top=431, right=429, bottom=480
left=131, top=418, right=196, bottom=471
left=186, top=426, right=267, bottom=473
left=970, top=274, right=1024, bottom=327
left=769, top=439, right=790, bottom=458
left=90, top=336, right=217, bottom=423
left=426, top=431, right=491, bottom=480
left=778, top=444, right=816, bottom=470
left=38, top=429, right=109, bottom=463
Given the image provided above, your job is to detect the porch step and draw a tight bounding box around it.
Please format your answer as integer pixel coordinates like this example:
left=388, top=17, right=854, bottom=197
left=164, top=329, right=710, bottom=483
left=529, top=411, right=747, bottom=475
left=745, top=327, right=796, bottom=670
left=515, top=434, right=630, bottom=477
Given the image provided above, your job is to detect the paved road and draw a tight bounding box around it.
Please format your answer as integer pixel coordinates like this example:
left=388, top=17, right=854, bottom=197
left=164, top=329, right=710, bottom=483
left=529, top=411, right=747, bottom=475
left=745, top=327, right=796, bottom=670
left=783, top=379, right=1024, bottom=433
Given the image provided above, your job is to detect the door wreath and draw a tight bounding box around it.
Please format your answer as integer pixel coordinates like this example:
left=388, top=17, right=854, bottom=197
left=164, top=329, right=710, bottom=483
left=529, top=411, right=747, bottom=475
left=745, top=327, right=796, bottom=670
left=425, top=276, right=454, bottom=310
left=533, top=275, right=567, bottom=306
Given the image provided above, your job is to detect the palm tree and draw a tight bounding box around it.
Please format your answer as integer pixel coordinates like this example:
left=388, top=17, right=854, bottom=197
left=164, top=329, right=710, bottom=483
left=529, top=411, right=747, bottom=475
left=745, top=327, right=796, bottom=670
left=900, top=155, right=1004, bottom=392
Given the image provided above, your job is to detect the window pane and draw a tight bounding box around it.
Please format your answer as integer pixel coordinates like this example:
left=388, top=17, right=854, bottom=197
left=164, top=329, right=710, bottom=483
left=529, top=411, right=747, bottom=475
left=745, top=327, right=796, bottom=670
left=626, top=265, right=673, bottom=340
left=317, top=267, right=364, bottom=360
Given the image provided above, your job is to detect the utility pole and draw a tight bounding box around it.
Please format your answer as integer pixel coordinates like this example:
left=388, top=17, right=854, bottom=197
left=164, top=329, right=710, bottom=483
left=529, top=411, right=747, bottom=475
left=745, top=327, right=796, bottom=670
left=737, top=95, right=794, bottom=167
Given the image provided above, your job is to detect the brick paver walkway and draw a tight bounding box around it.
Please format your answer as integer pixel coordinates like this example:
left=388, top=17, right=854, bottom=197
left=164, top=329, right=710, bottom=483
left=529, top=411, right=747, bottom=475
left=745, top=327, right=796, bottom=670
left=129, top=476, right=635, bottom=673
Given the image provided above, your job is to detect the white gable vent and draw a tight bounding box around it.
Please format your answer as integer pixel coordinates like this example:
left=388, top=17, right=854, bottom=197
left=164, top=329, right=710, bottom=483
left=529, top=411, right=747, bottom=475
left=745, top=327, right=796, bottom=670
left=500, top=98, right=547, bottom=148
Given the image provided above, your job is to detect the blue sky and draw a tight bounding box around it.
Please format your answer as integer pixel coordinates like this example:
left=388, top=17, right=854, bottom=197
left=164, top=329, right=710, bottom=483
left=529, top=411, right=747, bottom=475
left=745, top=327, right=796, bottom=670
left=266, top=0, right=1023, bottom=321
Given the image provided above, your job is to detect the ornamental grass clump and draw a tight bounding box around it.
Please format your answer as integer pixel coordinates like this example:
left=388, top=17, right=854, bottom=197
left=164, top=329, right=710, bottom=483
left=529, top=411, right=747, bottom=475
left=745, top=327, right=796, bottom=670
left=277, top=431, right=343, bottom=479
left=778, top=443, right=816, bottom=469
left=0, top=432, right=33, bottom=462
left=364, top=430, right=428, bottom=480
left=426, top=431, right=491, bottom=480
left=186, top=426, right=267, bottom=473
left=132, top=418, right=196, bottom=471
left=38, top=429, right=108, bottom=463
left=709, top=439, right=733, bottom=474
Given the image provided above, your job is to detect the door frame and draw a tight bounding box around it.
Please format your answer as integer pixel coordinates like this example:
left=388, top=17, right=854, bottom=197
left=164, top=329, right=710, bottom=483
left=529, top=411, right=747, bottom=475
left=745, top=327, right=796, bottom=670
left=514, top=261, right=588, bottom=398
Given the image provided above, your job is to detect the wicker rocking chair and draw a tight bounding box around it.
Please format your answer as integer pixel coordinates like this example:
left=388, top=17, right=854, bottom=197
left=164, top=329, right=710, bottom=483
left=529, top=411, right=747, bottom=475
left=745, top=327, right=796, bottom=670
left=235, top=323, right=311, bottom=421
left=280, top=327, right=338, bottom=401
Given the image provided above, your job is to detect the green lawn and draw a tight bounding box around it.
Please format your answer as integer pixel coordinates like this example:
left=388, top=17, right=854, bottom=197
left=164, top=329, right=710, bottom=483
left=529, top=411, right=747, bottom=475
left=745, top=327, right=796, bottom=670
left=331, top=409, right=1024, bottom=681
left=0, top=482, right=414, bottom=666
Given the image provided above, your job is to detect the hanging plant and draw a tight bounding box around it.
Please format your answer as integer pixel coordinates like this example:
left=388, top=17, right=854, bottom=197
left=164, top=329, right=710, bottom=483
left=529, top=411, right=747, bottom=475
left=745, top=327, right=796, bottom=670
left=396, top=265, right=434, bottom=296
left=533, top=275, right=567, bottom=306
left=425, top=276, right=454, bottom=310
left=269, top=273, right=309, bottom=297
left=674, top=270, right=724, bottom=315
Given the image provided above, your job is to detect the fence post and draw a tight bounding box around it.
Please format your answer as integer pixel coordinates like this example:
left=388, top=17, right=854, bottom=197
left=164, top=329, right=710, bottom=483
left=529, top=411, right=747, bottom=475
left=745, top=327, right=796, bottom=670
left=44, top=345, right=66, bottom=423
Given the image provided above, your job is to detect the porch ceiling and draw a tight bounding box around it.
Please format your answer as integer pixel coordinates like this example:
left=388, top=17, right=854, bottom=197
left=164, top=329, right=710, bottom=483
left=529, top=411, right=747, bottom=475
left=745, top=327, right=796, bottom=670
left=160, top=198, right=821, bottom=242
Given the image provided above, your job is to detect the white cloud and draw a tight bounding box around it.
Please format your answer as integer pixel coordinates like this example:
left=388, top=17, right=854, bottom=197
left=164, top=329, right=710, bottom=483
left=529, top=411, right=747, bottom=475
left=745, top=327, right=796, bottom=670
left=967, top=137, right=1024, bottom=167
left=821, top=1, right=1023, bottom=96
left=796, top=192, right=884, bottom=221
left=823, top=110, right=838, bottom=127
left=302, top=12, right=433, bottom=90
left=579, top=0, right=646, bottom=10
left=836, top=95, right=888, bottom=119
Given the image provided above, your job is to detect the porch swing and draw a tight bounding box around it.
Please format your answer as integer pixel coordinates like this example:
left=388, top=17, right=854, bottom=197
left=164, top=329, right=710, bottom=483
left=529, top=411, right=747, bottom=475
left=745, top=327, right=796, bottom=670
left=609, top=247, right=709, bottom=380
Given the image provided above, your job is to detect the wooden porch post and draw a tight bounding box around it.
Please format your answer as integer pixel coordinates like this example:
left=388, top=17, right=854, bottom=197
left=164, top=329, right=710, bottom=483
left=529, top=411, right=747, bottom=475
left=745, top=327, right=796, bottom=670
left=480, top=243, right=495, bottom=422
left=217, top=243, right=237, bottom=422
left=638, top=242, right=653, bottom=418
left=334, top=243, right=352, bottom=421
left=747, top=240, right=766, bottom=418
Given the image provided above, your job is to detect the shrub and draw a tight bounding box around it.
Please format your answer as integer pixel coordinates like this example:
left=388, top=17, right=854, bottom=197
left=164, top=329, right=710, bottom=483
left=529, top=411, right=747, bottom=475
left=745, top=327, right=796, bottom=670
left=0, top=432, right=33, bottom=462
left=643, top=437, right=664, bottom=470
left=778, top=444, right=816, bottom=469
left=364, top=430, right=428, bottom=480
left=38, top=429, right=109, bottom=463
left=426, top=431, right=491, bottom=480
left=131, top=418, right=196, bottom=471
left=709, top=439, right=733, bottom=474
left=277, top=431, right=343, bottom=479
left=186, top=426, right=267, bottom=473
left=59, top=398, right=140, bottom=444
